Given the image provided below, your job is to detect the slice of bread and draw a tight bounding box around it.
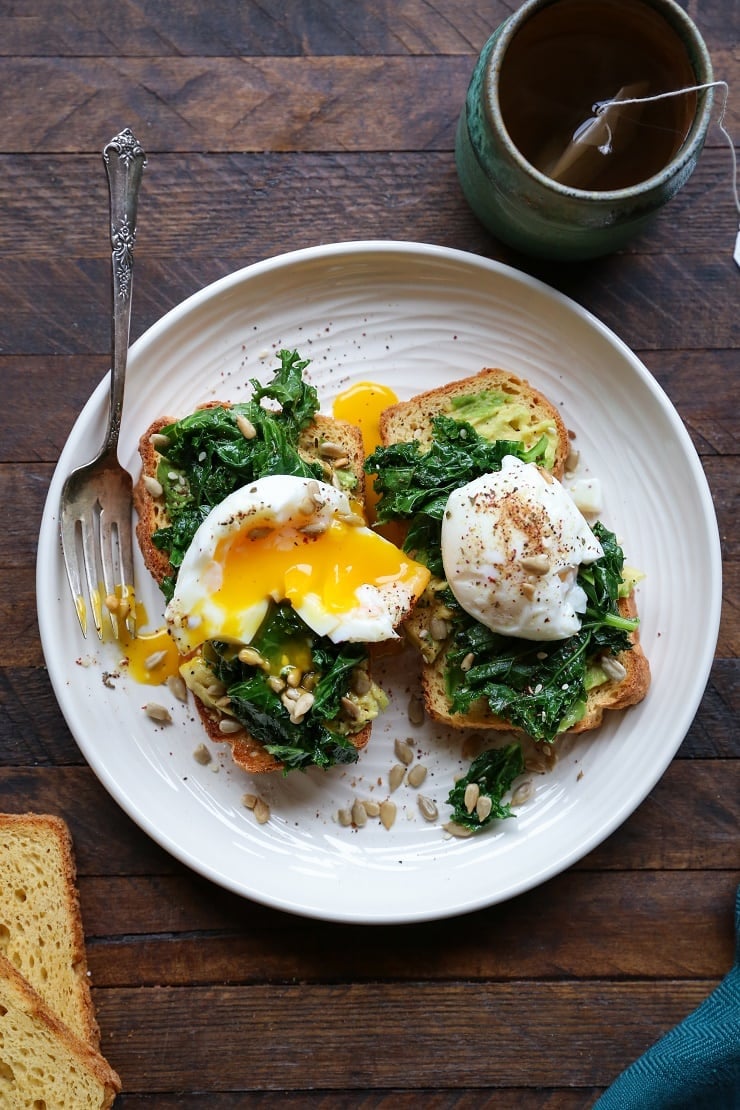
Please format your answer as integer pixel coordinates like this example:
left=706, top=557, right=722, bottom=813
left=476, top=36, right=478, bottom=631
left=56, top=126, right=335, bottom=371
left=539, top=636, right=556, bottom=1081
left=133, top=404, right=376, bottom=774
left=0, top=952, right=120, bottom=1109
left=379, top=368, right=650, bottom=738
left=421, top=594, right=650, bottom=733
left=0, top=813, right=99, bottom=1048
left=379, top=367, right=571, bottom=479
left=133, top=407, right=367, bottom=589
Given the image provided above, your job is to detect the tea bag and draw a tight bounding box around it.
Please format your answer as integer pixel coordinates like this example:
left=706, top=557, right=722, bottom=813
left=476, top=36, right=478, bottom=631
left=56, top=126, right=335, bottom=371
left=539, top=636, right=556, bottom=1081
left=542, top=82, right=648, bottom=189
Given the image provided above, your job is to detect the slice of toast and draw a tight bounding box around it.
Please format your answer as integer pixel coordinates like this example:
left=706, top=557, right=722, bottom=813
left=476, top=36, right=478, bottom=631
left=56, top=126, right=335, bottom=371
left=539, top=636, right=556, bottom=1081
left=133, top=404, right=376, bottom=774
left=379, top=369, right=650, bottom=738
left=133, top=408, right=367, bottom=588
left=0, top=952, right=120, bottom=1109
left=379, top=367, right=571, bottom=479
left=420, top=593, right=650, bottom=733
left=0, top=813, right=99, bottom=1048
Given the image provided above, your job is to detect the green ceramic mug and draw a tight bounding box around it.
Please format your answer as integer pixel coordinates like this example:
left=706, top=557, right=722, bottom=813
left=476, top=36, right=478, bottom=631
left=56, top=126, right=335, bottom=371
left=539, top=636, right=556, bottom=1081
left=455, top=0, right=714, bottom=260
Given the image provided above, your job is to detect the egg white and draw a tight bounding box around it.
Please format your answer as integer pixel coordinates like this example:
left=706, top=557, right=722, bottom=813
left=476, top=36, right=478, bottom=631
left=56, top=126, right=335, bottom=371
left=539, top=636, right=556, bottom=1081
left=441, top=455, right=604, bottom=641
left=165, top=474, right=429, bottom=653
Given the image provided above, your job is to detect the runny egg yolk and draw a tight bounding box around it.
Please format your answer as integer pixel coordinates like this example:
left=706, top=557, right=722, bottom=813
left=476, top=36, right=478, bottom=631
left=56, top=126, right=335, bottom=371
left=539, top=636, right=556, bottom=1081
left=119, top=620, right=182, bottom=686
left=332, top=380, right=398, bottom=455
left=206, top=517, right=428, bottom=644
left=332, top=381, right=398, bottom=521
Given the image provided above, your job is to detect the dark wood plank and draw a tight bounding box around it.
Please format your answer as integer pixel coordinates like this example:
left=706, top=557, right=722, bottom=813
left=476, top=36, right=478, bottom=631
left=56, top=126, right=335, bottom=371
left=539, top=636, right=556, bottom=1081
left=78, top=870, right=736, bottom=982
left=90, top=979, right=723, bottom=1091
left=0, top=762, right=737, bottom=874
left=1, top=0, right=734, bottom=57
left=1, top=54, right=737, bottom=156
left=112, top=1095, right=600, bottom=1110
left=2, top=155, right=737, bottom=356
left=0, top=0, right=505, bottom=58
left=4, top=149, right=735, bottom=262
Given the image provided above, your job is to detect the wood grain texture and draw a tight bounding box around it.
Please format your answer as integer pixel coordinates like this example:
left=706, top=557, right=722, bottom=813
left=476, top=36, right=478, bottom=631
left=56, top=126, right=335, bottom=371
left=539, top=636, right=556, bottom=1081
left=77, top=870, right=736, bottom=980
left=90, top=980, right=724, bottom=1091
left=1, top=1, right=737, bottom=1103
left=1, top=53, right=738, bottom=155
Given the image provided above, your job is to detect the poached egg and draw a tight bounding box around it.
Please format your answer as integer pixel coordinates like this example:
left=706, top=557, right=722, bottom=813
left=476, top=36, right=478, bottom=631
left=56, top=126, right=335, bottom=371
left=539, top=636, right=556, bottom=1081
left=166, top=473, right=430, bottom=653
left=441, top=455, right=603, bottom=641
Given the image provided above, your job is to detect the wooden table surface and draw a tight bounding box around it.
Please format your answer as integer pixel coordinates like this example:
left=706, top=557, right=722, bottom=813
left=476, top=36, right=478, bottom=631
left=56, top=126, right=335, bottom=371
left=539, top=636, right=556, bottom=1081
left=2, top=2, right=738, bottom=1105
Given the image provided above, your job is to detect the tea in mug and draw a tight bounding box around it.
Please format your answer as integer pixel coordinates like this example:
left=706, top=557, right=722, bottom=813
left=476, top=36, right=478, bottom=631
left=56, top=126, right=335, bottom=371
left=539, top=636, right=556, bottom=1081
left=498, top=0, right=698, bottom=190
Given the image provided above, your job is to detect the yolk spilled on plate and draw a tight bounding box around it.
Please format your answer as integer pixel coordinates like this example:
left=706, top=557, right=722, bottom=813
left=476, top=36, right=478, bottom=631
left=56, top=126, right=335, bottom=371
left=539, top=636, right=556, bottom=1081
left=105, top=594, right=181, bottom=686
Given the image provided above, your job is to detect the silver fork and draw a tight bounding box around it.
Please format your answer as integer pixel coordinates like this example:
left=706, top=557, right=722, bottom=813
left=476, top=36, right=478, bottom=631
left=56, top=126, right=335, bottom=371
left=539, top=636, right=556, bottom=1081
left=60, top=127, right=146, bottom=639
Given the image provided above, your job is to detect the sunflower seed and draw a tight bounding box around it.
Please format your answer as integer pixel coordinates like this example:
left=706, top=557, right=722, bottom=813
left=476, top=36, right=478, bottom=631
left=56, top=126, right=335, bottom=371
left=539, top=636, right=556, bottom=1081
left=144, top=702, right=172, bottom=723
left=464, top=782, right=480, bottom=813
left=407, top=695, right=425, bottom=726
left=166, top=674, right=188, bottom=702
left=319, top=440, right=346, bottom=458
left=443, top=821, right=473, bottom=839
left=394, top=738, right=414, bottom=766
left=379, top=800, right=397, bottom=830
left=475, top=795, right=493, bottom=822
left=236, top=414, right=257, bottom=439
left=291, top=691, right=315, bottom=719
left=520, top=554, right=551, bottom=575
left=193, top=744, right=212, bottom=766
left=407, top=763, right=428, bottom=788
left=429, top=617, right=449, bottom=641
left=253, top=798, right=270, bottom=824
left=389, top=763, right=406, bottom=793
left=351, top=799, right=368, bottom=828
left=417, top=795, right=438, bottom=822
left=601, top=655, right=627, bottom=682
left=144, top=650, right=168, bottom=672
left=512, top=779, right=535, bottom=806
left=143, top=474, right=164, bottom=498
left=218, top=718, right=243, bottom=735
left=238, top=646, right=264, bottom=668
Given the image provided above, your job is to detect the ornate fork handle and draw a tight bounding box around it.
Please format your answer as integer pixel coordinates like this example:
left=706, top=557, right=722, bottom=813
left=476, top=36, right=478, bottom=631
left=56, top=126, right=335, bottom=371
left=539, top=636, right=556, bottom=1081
left=102, top=127, right=146, bottom=455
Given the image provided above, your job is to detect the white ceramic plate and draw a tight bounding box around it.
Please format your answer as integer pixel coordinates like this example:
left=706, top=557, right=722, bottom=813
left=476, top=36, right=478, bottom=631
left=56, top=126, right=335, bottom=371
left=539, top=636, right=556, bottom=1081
left=37, top=242, right=721, bottom=923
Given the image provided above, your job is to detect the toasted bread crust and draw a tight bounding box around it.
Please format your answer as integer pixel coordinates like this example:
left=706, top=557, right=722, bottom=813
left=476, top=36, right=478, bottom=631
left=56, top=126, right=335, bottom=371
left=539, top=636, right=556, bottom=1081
left=421, top=594, right=650, bottom=735
left=133, top=402, right=372, bottom=774
left=379, top=368, right=571, bottom=479
left=380, top=368, right=649, bottom=739
left=133, top=407, right=366, bottom=587
left=194, top=695, right=372, bottom=774
left=0, top=813, right=99, bottom=1048
left=0, top=951, right=121, bottom=1106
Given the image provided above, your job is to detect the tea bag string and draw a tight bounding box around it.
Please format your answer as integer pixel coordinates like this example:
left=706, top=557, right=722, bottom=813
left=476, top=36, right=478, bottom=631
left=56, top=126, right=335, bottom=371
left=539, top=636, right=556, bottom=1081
left=594, top=81, right=740, bottom=268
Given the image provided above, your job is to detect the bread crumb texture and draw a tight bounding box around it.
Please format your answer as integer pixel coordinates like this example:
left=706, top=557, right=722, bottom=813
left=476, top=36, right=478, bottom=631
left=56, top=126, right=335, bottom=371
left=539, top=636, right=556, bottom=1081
left=0, top=814, right=98, bottom=1046
left=0, top=954, right=119, bottom=1108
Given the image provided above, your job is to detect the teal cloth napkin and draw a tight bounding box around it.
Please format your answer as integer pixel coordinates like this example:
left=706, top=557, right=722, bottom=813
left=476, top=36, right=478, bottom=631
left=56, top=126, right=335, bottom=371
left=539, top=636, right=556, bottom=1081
left=594, top=885, right=740, bottom=1109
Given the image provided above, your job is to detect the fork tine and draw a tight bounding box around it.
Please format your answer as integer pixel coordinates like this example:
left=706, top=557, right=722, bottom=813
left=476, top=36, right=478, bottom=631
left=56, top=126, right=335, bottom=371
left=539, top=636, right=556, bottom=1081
left=79, top=506, right=105, bottom=640
left=60, top=507, right=88, bottom=638
left=116, top=512, right=137, bottom=637
left=99, top=508, right=119, bottom=639
left=99, top=503, right=136, bottom=638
